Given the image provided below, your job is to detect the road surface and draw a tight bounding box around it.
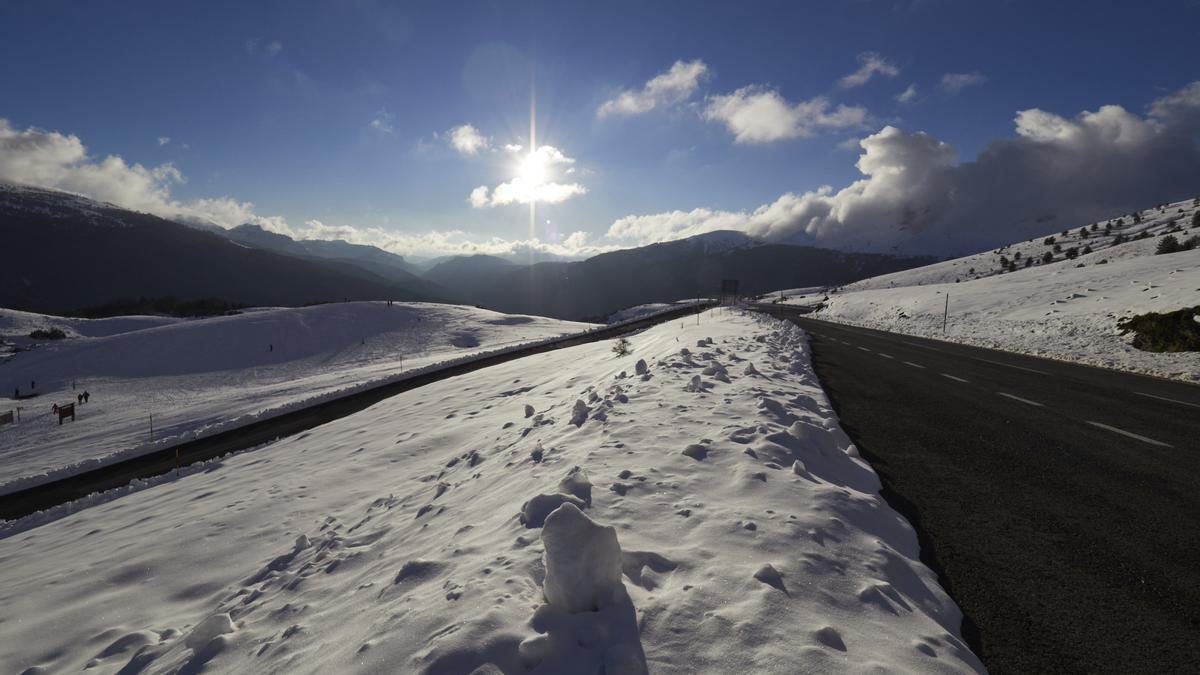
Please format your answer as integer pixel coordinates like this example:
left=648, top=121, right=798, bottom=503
left=761, top=307, right=1200, bottom=674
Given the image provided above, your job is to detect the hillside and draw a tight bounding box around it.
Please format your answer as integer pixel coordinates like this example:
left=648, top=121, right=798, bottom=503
left=797, top=197, right=1200, bottom=381
left=0, top=184, right=443, bottom=313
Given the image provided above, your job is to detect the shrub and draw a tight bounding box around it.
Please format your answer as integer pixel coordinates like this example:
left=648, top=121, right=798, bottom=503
left=612, top=337, right=632, bottom=357
left=29, top=327, right=67, bottom=340
left=1042, top=251, right=1054, bottom=264
left=1025, top=257, right=1034, bottom=268
left=1192, top=211, right=1200, bottom=228
left=1081, top=245, right=1093, bottom=255
left=1065, top=247, right=1079, bottom=259
left=1043, top=236, right=1056, bottom=245
left=1156, top=235, right=1182, bottom=254
left=1117, top=306, right=1200, bottom=352
left=1053, top=243, right=1062, bottom=253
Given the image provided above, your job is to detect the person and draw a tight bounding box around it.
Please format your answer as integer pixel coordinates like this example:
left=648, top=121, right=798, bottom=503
left=31, top=380, right=35, bottom=390
left=83, top=390, right=90, bottom=403
left=52, top=403, right=58, bottom=415
left=77, top=393, right=83, bottom=405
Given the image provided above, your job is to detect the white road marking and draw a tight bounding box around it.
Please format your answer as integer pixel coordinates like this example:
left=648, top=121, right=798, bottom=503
left=857, top=346, right=871, bottom=352
left=877, top=352, right=894, bottom=359
left=996, top=392, right=1045, bottom=407
left=1133, top=392, right=1200, bottom=409
left=941, top=374, right=969, bottom=383
left=1085, top=421, right=1173, bottom=448
left=970, top=356, right=1049, bottom=375
left=903, top=361, right=926, bottom=369
left=902, top=341, right=943, bottom=352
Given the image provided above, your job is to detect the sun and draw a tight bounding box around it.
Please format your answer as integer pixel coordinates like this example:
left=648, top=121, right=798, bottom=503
left=515, top=150, right=549, bottom=187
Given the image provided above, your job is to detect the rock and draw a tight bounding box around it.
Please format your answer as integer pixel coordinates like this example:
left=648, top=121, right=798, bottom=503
left=570, top=399, right=589, bottom=427
left=520, top=493, right=586, bottom=529
left=753, top=564, right=787, bottom=594
left=681, top=444, right=708, bottom=461
left=524, top=404, right=535, bottom=418
left=634, top=359, right=649, bottom=376
left=558, top=466, right=593, bottom=506
left=541, top=503, right=623, bottom=613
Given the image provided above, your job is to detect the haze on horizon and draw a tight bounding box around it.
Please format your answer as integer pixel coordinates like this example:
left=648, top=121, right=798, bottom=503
left=1, top=0, right=1199, bottom=260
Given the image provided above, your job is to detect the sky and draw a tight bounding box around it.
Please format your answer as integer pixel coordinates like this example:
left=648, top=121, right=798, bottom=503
left=1, top=0, right=1199, bottom=259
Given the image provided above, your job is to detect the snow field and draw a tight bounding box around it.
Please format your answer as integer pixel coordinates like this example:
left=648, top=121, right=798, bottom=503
left=0, top=308, right=982, bottom=674
left=792, top=198, right=1200, bottom=381
left=0, top=302, right=592, bottom=493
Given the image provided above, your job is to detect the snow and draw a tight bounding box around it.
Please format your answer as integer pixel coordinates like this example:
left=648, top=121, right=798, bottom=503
left=0, top=308, right=982, bottom=673
left=0, top=302, right=591, bottom=493
left=788, top=198, right=1200, bottom=381
left=605, top=300, right=700, bottom=325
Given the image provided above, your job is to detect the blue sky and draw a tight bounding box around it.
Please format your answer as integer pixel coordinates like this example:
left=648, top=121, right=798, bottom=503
left=2, top=0, right=1199, bottom=257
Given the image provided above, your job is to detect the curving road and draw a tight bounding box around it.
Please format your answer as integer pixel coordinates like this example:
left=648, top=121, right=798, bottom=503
left=760, top=306, right=1200, bottom=674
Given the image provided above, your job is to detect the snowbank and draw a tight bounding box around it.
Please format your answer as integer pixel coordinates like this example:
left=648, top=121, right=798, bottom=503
left=0, top=308, right=982, bottom=673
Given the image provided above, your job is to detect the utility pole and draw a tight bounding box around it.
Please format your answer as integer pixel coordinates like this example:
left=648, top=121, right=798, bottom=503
left=943, top=293, right=950, bottom=334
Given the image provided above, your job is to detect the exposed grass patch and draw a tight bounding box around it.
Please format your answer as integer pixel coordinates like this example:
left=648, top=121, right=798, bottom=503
left=1117, top=306, right=1200, bottom=352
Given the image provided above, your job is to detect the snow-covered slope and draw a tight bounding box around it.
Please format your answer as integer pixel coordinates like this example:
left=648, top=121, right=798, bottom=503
left=0, top=302, right=591, bottom=493
left=0, top=309, right=982, bottom=674
left=801, top=198, right=1200, bottom=381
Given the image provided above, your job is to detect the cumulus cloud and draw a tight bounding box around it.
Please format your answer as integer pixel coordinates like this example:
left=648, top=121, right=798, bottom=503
left=470, top=144, right=587, bottom=207
left=703, top=86, right=867, bottom=143
left=299, top=219, right=616, bottom=259
left=896, top=84, right=919, bottom=104
left=940, top=72, right=987, bottom=95
left=447, top=123, right=490, bottom=155
left=609, top=81, right=1200, bottom=256
left=597, top=59, right=708, bottom=117
left=839, top=52, right=899, bottom=89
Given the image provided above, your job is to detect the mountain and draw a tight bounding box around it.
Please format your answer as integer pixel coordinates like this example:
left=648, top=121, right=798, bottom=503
left=422, top=255, right=520, bottom=303
left=427, top=231, right=935, bottom=320
left=0, top=183, right=444, bottom=313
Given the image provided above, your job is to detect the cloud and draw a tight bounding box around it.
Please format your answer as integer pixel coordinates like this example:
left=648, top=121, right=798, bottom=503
left=940, top=72, right=987, bottom=95
left=447, top=123, right=490, bottom=155
left=470, top=144, right=587, bottom=207
left=838, top=52, right=899, bottom=89
left=367, top=110, right=395, bottom=135
left=608, top=81, right=1200, bottom=256
left=896, top=84, right=919, bottom=104
left=157, top=136, right=171, bottom=147
left=266, top=41, right=283, bottom=57
left=597, top=59, right=708, bottom=118
left=0, top=118, right=609, bottom=260
left=0, top=118, right=288, bottom=234
left=703, top=86, right=867, bottom=143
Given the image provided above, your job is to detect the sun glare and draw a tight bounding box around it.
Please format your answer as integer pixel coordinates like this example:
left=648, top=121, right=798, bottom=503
left=515, top=151, right=549, bottom=187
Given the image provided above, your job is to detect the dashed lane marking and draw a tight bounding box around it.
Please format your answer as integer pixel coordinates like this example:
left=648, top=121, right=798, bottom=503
left=878, top=353, right=894, bottom=359
left=1133, top=392, right=1200, bottom=409
left=857, top=346, right=872, bottom=352
left=941, top=374, right=969, bottom=383
left=903, top=361, right=925, bottom=369
left=997, top=392, right=1045, bottom=407
left=970, top=356, right=1049, bottom=376
left=1085, top=421, right=1173, bottom=448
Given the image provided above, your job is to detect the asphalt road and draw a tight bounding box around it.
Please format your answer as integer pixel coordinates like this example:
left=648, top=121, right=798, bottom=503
left=0, top=303, right=712, bottom=522
left=760, top=307, right=1200, bottom=674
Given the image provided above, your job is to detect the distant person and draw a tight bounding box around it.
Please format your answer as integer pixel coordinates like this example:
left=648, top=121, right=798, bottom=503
left=52, top=403, right=58, bottom=415
left=13, top=387, right=18, bottom=399
left=83, top=391, right=90, bottom=403
left=30, top=380, right=35, bottom=390
left=77, top=393, right=83, bottom=405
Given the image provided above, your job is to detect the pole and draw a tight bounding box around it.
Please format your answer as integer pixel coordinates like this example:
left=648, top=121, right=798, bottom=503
left=943, top=293, right=950, bottom=334
left=149, top=413, right=154, bottom=442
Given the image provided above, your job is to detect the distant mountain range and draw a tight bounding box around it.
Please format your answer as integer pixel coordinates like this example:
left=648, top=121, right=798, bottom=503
left=0, top=183, right=934, bottom=319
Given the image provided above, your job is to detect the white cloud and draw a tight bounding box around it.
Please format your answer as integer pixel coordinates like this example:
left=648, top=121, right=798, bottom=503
left=447, top=123, right=490, bottom=155
left=703, top=86, right=867, bottom=143
left=940, top=72, right=987, bottom=95
left=266, top=41, right=283, bottom=57
left=367, top=110, right=395, bottom=135
left=597, top=59, right=708, bottom=118
left=157, top=136, right=170, bottom=147
left=839, top=52, right=899, bottom=89
left=470, top=144, right=587, bottom=207
left=896, top=84, right=919, bottom=104
left=609, top=81, right=1200, bottom=256
left=0, top=118, right=609, bottom=260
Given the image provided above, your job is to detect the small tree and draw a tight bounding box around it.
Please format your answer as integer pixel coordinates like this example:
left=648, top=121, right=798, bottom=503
left=1082, top=245, right=1093, bottom=255
left=612, top=337, right=632, bottom=357
left=1065, top=247, right=1079, bottom=259
left=1053, top=243, right=1063, bottom=253
left=1044, top=236, right=1056, bottom=245
left=1156, top=235, right=1181, bottom=255
left=1192, top=211, right=1200, bottom=228
left=1025, top=257, right=1034, bottom=268
left=1042, top=251, right=1054, bottom=264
